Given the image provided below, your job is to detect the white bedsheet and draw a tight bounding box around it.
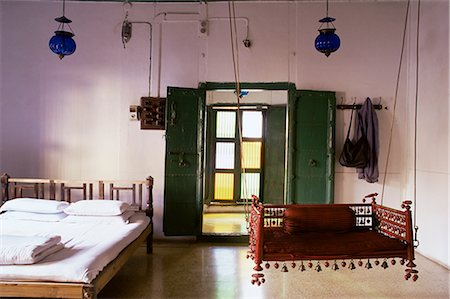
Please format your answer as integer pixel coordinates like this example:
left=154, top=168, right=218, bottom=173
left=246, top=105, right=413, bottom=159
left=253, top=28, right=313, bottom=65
left=0, top=213, right=150, bottom=283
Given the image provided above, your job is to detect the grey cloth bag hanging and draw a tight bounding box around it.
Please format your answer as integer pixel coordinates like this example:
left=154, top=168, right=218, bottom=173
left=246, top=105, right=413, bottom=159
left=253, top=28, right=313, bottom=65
left=339, top=106, right=369, bottom=168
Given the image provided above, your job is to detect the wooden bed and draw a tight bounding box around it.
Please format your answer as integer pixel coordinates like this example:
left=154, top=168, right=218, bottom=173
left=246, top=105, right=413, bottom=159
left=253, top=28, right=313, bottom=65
left=0, top=173, right=154, bottom=299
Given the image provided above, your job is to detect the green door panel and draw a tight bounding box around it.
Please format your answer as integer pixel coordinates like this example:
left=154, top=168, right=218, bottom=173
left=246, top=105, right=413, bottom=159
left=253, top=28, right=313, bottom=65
left=287, top=90, right=335, bottom=204
left=204, top=107, right=215, bottom=205
left=263, top=105, right=286, bottom=204
left=163, top=87, right=205, bottom=236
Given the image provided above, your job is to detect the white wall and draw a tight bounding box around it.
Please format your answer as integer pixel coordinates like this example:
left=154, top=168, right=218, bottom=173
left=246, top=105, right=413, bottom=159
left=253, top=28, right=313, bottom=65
left=405, top=0, right=449, bottom=267
left=0, top=0, right=448, bottom=267
left=0, top=2, right=3, bottom=165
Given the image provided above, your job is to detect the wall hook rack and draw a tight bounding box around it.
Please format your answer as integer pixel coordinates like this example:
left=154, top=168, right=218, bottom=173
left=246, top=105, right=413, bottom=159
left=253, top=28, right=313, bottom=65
left=337, top=104, right=385, bottom=110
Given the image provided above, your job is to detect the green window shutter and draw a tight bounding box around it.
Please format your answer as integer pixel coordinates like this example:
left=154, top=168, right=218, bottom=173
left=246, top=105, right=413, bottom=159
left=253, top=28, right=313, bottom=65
left=163, top=87, right=205, bottom=236
left=287, top=90, right=335, bottom=204
left=263, top=105, right=286, bottom=204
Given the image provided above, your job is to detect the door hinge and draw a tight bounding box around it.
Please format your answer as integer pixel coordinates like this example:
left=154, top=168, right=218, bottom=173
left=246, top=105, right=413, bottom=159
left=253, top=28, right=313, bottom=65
left=169, top=102, right=177, bottom=126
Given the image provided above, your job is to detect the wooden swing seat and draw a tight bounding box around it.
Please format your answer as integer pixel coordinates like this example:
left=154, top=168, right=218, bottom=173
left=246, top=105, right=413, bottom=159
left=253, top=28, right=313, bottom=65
left=247, top=195, right=418, bottom=285
left=263, top=230, right=407, bottom=259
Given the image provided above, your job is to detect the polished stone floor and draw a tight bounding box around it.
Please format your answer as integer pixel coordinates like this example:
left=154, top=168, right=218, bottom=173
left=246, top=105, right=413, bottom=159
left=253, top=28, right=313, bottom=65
left=98, top=241, right=449, bottom=299
left=98, top=241, right=450, bottom=299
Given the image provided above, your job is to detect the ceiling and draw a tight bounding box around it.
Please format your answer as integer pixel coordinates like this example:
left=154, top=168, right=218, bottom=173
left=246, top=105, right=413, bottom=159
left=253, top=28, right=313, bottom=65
left=73, top=0, right=303, bottom=2
left=74, top=0, right=261, bottom=2
left=34, top=0, right=377, bottom=3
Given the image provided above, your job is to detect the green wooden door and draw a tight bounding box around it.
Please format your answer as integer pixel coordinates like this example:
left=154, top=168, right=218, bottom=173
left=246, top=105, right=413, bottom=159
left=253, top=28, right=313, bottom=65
left=287, top=90, right=335, bottom=204
left=163, top=87, right=205, bottom=236
left=263, top=105, right=287, bottom=204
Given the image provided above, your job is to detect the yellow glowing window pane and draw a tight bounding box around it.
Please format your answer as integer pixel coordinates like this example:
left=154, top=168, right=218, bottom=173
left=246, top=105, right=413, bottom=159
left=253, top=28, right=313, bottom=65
left=241, top=142, right=261, bottom=169
left=241, top=173, right=260, bottom=199
left=214, top=173, right=234, bottom=200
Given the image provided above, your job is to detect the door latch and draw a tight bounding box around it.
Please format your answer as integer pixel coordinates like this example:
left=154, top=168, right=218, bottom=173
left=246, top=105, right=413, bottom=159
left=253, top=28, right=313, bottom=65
left=168, top=151, right=197, bottom=168
left=308, top=159, right=318, bottom=167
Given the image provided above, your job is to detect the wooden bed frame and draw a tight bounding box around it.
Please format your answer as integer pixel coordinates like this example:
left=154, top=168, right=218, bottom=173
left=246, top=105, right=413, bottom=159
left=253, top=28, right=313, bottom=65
left=0, top=173, right=154, bottom=299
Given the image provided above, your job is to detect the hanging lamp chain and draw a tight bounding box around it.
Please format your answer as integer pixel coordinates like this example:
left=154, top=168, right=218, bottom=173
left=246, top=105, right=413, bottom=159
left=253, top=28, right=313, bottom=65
left=62, top=0, right=66, bottom=31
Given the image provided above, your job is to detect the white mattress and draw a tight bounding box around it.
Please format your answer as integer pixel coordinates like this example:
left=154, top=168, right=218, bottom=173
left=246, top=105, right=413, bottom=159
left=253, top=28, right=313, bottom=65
left=0, top=213, right=150, bottom=283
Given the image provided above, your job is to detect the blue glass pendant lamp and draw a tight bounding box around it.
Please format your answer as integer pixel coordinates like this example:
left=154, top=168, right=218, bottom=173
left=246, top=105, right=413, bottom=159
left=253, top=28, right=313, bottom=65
left=49, top=0, right=76, bottom=59
left=315, top=0, right=340, bottom=57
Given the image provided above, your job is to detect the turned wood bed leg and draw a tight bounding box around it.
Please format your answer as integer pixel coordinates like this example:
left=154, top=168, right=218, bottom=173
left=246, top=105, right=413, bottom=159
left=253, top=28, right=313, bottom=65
left=146, top=176, right=154, bottom=254
left=82, top=285, right=96, bottom=299
left=146, top=225, right=153, bottom=254
left=1, top=173, right=10, bottom=205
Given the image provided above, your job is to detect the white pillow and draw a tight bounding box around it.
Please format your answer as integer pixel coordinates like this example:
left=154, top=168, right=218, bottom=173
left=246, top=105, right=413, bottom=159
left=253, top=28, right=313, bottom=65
left=61, top=210, right=135, bottom=224
left=0, top=211, right=67, bottom=222
left=0, top=198, right=69, bottom=214
left=63, top=200, right=131, bottom=216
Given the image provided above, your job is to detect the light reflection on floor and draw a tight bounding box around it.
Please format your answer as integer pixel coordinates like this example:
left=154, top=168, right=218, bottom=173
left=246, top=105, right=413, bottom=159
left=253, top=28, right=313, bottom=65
left=211, top=247, right=264, bottom=299
left=98, top=243, right=450, bottom=299
left=202, top=213, right=249, bottom=235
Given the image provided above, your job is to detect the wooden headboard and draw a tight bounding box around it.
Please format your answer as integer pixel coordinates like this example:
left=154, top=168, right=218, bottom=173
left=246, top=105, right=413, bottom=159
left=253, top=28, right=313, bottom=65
left=0, top=173, right=154, bottom=214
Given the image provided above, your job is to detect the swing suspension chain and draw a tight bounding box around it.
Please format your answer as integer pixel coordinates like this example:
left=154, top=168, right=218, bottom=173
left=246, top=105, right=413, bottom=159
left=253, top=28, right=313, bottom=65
left=227, top=0, right=251, bottom=229
left=380, top=0, right=409, bottom=206
left=412, top=0, right=421, bottom=248
left=380, top=0, right=419, bottom=247
left=227, top=0, right=421, bottom=242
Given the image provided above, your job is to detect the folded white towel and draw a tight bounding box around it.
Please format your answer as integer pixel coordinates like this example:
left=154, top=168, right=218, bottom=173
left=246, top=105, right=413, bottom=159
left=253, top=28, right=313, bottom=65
left=0, top=235, right=63, bottom=265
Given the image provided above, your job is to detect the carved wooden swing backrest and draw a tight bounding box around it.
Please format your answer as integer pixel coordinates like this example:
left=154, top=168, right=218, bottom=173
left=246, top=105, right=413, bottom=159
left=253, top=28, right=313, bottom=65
left=256, top=203, right=374, bottom=229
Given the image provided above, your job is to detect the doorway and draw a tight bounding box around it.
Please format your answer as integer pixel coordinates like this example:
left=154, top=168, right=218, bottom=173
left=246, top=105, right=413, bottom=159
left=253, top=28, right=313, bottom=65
left=202, top=88, right=288, bottom=236
left=162, top=84, right=335, bottom=238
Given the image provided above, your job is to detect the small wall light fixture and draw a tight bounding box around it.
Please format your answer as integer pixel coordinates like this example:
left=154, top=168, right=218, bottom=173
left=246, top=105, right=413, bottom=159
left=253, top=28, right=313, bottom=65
left=49, top=0, right=76, bottom=59
left=314, top=0, right=340, bottom=57
left=121, top=0, right=133, bottom=48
